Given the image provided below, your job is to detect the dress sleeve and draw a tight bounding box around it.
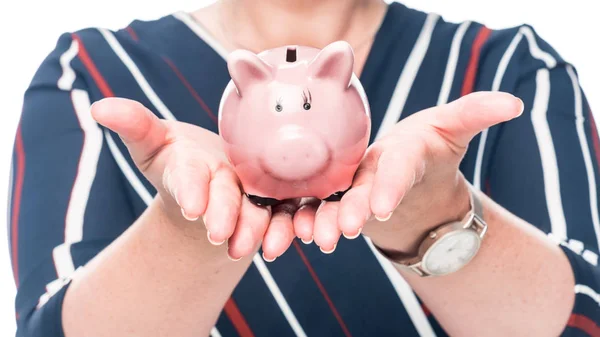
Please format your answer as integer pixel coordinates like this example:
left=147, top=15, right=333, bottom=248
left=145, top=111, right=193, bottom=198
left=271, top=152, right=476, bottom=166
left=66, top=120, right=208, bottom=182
left=8, top=32, right=137, bottom=337
left=479, top=25, right=600, bottom=336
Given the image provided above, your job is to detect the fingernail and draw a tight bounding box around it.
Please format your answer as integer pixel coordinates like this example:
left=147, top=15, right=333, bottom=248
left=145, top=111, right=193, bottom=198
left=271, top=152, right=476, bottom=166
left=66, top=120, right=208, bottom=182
left=227, top=252, right=242, bottom=262
left=181, top=208, right=199, bottom=221
left=202, top=214, right=207, bottom=225
left=301, top=236, right=313, bottom=244
left=262, top=252, right=276, bottom=262
left=375, top=212, right=393, bottom=222
left=89, top=101, right=97, bottom=113
left=343, top=227, right=362, bottom=240
left=206, top=231, right=225, bottom=246
left=173, top=187, right=180, bottom=206
left=517, top=97, right=525, bottom=116
left=320, top=243, right=337, bottom=254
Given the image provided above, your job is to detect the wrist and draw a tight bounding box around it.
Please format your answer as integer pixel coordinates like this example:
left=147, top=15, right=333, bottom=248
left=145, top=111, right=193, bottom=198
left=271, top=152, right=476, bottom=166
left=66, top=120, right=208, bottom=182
left=151, top=195, right=234, bottom=265
left=368, top=175, right=471, bottom=255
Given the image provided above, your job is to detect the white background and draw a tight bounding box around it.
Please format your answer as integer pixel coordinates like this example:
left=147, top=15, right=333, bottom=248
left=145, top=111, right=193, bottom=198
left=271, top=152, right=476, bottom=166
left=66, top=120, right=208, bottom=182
left=0, top=0, right=597, bottom=335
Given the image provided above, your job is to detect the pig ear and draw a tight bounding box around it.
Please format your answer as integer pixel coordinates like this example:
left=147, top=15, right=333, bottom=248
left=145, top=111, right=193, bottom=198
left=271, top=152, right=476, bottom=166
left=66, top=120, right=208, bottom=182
left=227, top=49, right=273, bottom=95
left=308, top=41, right=355, bottom=88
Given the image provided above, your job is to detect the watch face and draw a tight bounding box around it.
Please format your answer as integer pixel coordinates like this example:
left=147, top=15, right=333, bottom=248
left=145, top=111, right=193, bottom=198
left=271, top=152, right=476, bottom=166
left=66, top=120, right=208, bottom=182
left=422, top=230, right=481, bottom=276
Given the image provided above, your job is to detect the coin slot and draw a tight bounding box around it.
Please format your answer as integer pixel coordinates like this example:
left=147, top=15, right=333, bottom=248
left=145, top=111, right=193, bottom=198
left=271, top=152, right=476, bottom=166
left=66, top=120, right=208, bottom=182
left=286, top=47, right=297, bottom=63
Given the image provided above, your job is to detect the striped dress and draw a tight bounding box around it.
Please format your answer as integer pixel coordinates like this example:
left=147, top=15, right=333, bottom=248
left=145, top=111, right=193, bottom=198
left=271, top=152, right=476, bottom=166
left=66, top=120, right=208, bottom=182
left=8, top=2, right=600, bottom=336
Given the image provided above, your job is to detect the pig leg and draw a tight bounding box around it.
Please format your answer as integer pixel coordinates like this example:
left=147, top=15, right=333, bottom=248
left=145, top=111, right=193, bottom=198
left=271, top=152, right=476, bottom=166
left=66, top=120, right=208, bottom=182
left=246, top=194, right=281, bottom=207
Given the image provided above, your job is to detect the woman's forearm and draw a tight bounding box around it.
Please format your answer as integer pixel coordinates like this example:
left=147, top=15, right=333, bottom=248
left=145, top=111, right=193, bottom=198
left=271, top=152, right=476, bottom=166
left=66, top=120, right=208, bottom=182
left=62, top=196, right=252, bottom=337
left=399, top=190, right=575, bottom=336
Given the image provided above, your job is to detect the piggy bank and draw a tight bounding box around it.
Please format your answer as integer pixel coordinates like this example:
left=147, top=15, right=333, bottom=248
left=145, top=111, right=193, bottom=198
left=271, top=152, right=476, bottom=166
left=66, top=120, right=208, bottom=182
left=218, top=41, right=371, bottom=206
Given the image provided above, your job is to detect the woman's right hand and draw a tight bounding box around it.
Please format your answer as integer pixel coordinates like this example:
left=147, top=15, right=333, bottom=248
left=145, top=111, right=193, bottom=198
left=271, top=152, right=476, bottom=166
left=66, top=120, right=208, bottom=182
left=91, top=97, right=293, bottom=261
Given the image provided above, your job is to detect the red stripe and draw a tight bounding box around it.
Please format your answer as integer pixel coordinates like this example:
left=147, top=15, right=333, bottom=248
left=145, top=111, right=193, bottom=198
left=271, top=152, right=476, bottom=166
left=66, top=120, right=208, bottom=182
left=223, top=298, right=255, bottom=337
left=10, top=125, right=25, bottom=287
left=76, top=31, right=253, bottom=336
left=461, top=26, right=492, bottom=96
left=484, top=178, right=492, bottom=196
left=125, top=26, right=139, bottom=42
left=588, top=108, right=600, bottom=171
left=162, top=57, right=218, bottom=123
left=567, top=313, right=600, bottom=336
left=125, top=26, right=218, bottom=124
left=421, top=302, right=431, bottom=316
left=293, top=241, right=353, bottom=337
left=71, top=33, right=115, bottom=97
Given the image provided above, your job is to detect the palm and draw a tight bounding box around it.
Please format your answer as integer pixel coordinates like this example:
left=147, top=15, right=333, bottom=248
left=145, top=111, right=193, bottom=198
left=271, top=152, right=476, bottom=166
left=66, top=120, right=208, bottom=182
left=92, top=97, right=298, bottom=261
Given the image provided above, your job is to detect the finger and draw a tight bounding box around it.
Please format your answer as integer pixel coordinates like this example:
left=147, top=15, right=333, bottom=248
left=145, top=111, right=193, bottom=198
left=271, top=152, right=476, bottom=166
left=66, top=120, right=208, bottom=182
left=313, top=201, right=341, bottom=254
left=162, top=158, right=211, bottom=221
left=426, top=91, right=523, bottom=149
left=370, top=144, right=425, bottom=219
left=262, top=202, right=299, bottom=261
left=91, top=97, right=168, bottom=171
left=337, top=146, right=378, bottom=232
left=227, top=196, right=271, bottom=261
left=338, top=185, right=371, bottom=239
left=203, top=168, right=242, bottom=245
left=293, top=198, right=320, bottom=244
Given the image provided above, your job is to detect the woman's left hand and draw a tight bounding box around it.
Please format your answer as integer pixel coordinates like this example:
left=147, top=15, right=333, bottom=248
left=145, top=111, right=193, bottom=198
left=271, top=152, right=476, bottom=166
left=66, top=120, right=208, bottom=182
left=294, top=91, right=524, bottom=254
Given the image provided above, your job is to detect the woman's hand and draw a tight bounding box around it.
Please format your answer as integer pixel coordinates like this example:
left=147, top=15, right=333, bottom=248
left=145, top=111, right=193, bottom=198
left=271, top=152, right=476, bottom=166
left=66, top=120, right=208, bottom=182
left=91, top=97, right=295, bottom=261
left=297, top=91, right=524, bottom=253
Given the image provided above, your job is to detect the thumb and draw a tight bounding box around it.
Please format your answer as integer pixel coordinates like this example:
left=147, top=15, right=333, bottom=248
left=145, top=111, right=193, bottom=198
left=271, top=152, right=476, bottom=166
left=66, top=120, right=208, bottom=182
left=426, top=91, right=524, bottom=148
left=91, top=97, right=168, bottom=172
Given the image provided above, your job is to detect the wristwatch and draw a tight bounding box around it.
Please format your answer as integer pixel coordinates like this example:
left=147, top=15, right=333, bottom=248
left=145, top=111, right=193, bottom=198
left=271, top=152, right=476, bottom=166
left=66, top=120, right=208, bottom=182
left=374, top=184, right=487, bottom=277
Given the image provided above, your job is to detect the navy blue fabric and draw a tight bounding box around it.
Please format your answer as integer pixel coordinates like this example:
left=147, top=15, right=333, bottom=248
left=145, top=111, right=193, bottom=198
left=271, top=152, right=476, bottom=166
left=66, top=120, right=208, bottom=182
left=8, top=2, right=600, bottom=336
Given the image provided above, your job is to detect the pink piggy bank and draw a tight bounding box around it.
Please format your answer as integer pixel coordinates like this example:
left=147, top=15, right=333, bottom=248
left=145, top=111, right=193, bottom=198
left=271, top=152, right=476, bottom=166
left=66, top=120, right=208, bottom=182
left=218, top=41, right=371, bottom=206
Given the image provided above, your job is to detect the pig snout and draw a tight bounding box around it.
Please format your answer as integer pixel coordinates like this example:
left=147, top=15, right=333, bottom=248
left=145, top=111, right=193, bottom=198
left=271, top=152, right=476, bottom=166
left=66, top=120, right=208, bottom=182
left=261, top=125, right=330, bottom=181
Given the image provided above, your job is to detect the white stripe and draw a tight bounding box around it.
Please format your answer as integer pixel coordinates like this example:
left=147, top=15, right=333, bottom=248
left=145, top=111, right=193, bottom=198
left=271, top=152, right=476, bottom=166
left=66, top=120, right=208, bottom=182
left=582, top=250, right=599, bottom=266
left=104, top=130, right=154, bottom=205
left=363, top=238, right=436, bottom=337
left=97, top=28, right=176, bottom=121
left=374, top=13, right=439, bottom=140
left=575, top=284, right=600, bottom=306
left=437, top=21, right=471, bottom=106
left=173, top=11, right=230, bottom=59
left=57, top=40, right=79, bottom=91
left=210, top=327, right=223, bottom=337
left=511, top=29, right=568, bottom=239
left=170, top=19, right=306, bottom=335
left=520, top=26, right=557, bottom=69
left=39, top=49, right=102, bottom=308
left=37, top=277, right=71, bottom=309
left=492, top=33, right=525, bottom=91
left=567, top=65, right=600, bottom=249
left=52, top=243, right=75, bottom=278
left=552, top=235, right=599, bottom=266
left=473, top=31, right=524, bottom=190
left=531, top=69, right=567, bottom=240
left=567, top=238, right=585, bottom=255
left=368, top=14, right=439, bottom=336
left=65, top=89, right=103, bottom=243
left=253, top=255, right=307, bottom=337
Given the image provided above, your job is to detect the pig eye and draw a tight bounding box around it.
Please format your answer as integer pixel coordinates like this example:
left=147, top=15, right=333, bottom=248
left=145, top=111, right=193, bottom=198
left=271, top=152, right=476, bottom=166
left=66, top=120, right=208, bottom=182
left=301, top=89, right=312, bottom=111
left=275, top=104, right=283, bottom=112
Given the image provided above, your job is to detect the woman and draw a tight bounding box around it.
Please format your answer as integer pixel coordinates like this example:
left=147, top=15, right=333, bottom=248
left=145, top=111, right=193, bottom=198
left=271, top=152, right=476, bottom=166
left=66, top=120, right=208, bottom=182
left=8, top=0, right=598, bottom=336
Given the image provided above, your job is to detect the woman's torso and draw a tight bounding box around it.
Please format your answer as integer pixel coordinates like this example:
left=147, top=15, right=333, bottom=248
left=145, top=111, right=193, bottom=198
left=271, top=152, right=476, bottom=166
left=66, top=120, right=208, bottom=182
left=67, top=2, right=524, bottom=335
